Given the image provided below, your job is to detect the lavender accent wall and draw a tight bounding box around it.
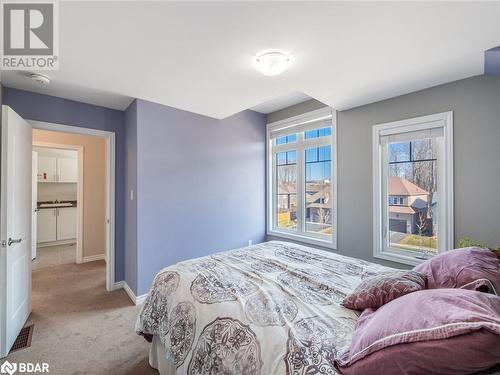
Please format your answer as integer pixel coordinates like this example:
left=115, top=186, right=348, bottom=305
left=485, top=46, right=500, bottom=75
left=2, top=88, right=267, bottom=296
left=2, top=87, right=126, bottom=282
left=134, top=100, right=266, bottom=295
left=124, top=100, right=138, bottom=292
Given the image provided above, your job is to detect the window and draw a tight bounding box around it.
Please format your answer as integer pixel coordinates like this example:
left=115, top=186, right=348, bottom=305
left=373, top=112, right=453, bottom=266
left=267, top=108, right=336, bottom=248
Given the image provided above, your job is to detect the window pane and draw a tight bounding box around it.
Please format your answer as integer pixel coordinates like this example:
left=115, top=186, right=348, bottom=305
left=305, top=146, right=332, bottom=235
left=276, top=151, right=297, bottom=230
left=276, top=133, right=297, bottom=145
left=411, top=138, right=438, bottom=160
left=277, top=152, right=287, bottom=165
left=305, top=127, right=332, bottom=139
left=305, top=148, right=317, bottom=163
left=388, top=142, right=410, bottom=162
left=387, top=140, right=438, bottom=257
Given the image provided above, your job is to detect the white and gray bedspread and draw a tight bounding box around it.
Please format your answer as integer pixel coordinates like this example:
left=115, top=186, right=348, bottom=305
left=136, top=241, right=392, bottom=374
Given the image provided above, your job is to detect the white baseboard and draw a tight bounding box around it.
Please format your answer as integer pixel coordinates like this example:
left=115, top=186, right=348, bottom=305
left=82, top=254, right=106, bottom=263
left=113, top=281, right=148, bottom=305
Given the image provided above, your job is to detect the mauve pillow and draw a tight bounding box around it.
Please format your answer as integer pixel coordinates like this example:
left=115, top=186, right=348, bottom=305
left=336, top=289, right=500, bottom=375
left=413, top=247, right=500, bottom=295
left=342, top=270, right=426, bottom=310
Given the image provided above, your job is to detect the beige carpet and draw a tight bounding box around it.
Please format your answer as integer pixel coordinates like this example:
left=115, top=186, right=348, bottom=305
left=6, top=261, right=157, bottom=375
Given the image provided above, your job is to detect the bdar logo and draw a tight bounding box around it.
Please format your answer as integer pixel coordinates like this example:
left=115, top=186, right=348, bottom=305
left=0, top=360, right=17, bottom=375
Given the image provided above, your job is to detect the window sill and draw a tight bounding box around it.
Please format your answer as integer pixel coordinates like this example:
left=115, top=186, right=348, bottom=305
left=267, top=229, right=337, bottom=250
left=374, top=249, right=431, bottom=267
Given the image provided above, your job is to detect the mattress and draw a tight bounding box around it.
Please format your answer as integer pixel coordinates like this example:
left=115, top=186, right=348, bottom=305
left=136, top=240, right=392, bottom=374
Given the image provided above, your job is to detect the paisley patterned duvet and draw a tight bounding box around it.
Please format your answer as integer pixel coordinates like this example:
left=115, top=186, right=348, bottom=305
left=136, top=241, right=392, bottom=374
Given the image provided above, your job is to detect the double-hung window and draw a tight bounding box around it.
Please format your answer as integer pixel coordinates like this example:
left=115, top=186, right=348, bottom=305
left=267, top=108, right=337, bottom=248
left=373, top=112, right=453, bottom=265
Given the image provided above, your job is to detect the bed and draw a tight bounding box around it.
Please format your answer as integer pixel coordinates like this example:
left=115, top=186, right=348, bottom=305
left=135, top=240, right=392, bottom=374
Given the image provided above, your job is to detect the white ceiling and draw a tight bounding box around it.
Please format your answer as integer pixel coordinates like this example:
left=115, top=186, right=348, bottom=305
left=1, top=1, right=500, bottom=119
left=250, top=91, right=312, bottom=114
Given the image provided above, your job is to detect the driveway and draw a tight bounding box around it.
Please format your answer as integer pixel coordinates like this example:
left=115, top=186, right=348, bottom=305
left=390, top=231, right=409, bottom=243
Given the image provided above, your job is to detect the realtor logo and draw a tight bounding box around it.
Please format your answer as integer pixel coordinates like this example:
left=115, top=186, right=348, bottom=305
left=0, top=361, right=17, bottom=375
left=1, top=0, right=59, bottom=69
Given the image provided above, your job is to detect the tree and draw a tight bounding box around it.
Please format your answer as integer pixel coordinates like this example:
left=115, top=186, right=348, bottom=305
left=410, top=140, right=436, bottom=220
left=416, top=211, right=427, bottom=238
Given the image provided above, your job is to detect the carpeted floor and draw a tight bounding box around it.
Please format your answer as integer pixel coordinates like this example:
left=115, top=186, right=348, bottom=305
left=6, top=261, right=157, bottom=375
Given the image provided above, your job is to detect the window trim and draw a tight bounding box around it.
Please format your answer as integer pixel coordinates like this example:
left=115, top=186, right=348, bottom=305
left=372, top=111, right=454, bottom=266
left=266, top=107, right=337, bottom=249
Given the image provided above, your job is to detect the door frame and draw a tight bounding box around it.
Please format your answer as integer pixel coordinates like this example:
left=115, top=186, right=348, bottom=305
left=32, top=141, right=84, bottom=264
left=30, top=120, right=116, bottom=292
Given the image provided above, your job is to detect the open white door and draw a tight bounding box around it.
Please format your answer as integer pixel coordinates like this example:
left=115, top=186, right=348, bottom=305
left=0, top=106, right=33, bottom=358
left=32, top=152, right=38, bottom=260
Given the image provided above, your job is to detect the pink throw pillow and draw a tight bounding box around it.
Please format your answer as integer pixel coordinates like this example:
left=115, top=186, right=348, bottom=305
left=342, top=270, right=426, bottom=310
left=336, top=289, right=500, bottom=375
left=413, top=247, right=500, bottom=295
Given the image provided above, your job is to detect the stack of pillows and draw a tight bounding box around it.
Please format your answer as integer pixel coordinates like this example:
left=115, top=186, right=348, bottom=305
left=336, top=247, right=500, bottom=375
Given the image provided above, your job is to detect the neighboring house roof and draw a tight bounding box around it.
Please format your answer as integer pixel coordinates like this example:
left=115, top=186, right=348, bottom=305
left=389, top=206, right=416, bottom=215
left=411, top=197, right=428, bottom=210
left=389, top=176, right=429, bottom=196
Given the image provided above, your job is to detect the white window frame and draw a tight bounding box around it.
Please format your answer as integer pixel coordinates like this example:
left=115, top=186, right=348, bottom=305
left=372, top=111, right=454, bottom=266
left=266, top=107, right=337, bottom=249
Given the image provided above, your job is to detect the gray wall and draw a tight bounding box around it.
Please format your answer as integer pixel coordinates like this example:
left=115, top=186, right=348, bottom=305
left=267, top=98, right=326, bottom=124
left=267, top=74, right=500, bottom=268
left=0, top=83, right=2, bottom=129
left=134, top=100, right=267, bottom=295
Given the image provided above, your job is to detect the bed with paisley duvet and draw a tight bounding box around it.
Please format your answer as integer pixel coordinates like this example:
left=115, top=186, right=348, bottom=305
left=135, top=240, right=392, bottom=374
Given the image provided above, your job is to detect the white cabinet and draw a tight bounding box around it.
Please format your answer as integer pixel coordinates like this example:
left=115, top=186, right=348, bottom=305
left=37, top=207, right=77, bottom=243
left=56, top=207, right=77, bottom=240
left=37, top=156, right=77, bottom=183
left=37, top=156, right=57, bottom=182
left=57, top=158, right=78, bottom=183
left=37, top=209, right=57, bottom=243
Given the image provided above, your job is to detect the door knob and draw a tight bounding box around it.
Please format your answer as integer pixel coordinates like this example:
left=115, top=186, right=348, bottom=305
left=8, top=238, right=22, bottom=246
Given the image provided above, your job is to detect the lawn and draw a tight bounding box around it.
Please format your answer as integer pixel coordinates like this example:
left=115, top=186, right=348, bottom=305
left=398, top=234, right=437, bottom=253
left=278, top=212, right=296, bottom=228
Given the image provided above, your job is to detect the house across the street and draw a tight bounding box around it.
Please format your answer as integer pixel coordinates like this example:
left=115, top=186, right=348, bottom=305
left=388, top=176, right=432, bottom=235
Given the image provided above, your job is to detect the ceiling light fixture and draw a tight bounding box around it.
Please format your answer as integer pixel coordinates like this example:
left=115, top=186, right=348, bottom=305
left=254, top=51, right=291, bottom=77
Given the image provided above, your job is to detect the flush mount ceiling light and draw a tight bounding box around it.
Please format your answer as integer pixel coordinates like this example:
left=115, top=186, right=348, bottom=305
left=254, top=51, right=292, bottom=77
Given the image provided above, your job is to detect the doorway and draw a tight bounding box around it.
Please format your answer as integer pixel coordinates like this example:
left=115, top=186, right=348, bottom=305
left=32, top=145, right=82, bottom=269
left=30, top=120, right=116, bottom=292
